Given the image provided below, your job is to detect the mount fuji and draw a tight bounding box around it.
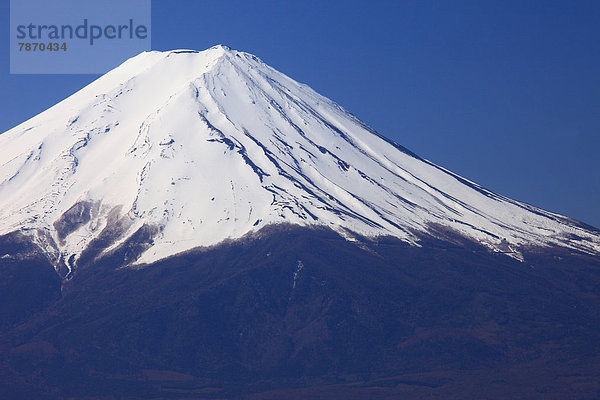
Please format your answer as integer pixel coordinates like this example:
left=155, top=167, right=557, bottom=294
left=1, top=46, right=599, bottom=399
left=0, top=45, right=598, bottom=273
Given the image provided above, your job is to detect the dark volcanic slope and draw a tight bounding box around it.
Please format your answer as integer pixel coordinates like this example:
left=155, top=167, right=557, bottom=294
left=1, top=226, right=599, bottom=399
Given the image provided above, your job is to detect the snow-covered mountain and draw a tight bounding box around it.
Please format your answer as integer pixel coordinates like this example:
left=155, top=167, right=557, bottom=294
left=0, top=45, right=598, bottom=270
left=2, top=46, right=600, bottom=399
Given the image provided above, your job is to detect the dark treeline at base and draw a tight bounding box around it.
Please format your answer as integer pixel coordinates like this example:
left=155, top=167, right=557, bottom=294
left=0, top=225, right=599, bottom=399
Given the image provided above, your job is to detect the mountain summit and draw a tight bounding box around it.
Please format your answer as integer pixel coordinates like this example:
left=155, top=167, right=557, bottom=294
left=0, top=45, right=598, bottom=271
left=2, top=46, right=600, bottom=399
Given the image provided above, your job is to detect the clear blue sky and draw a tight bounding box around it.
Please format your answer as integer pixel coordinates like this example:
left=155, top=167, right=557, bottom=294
left=1, top=0, right=599, bottom=228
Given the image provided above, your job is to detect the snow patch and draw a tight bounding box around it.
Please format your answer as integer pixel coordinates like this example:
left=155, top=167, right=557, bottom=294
left=0, top=46, right=598, bottom=267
